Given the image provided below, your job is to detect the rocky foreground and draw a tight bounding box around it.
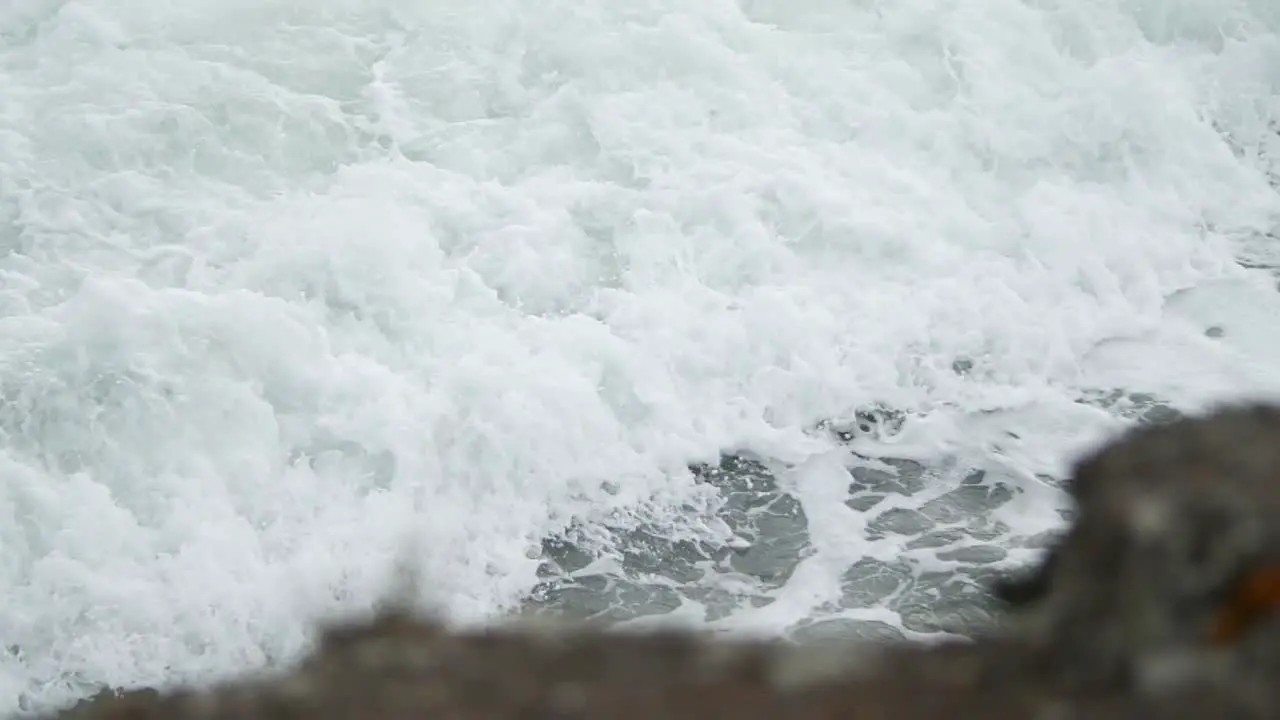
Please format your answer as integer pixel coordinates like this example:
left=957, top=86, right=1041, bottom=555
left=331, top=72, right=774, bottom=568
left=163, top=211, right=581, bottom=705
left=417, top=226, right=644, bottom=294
left=37, top=404, right=1280, bottom=719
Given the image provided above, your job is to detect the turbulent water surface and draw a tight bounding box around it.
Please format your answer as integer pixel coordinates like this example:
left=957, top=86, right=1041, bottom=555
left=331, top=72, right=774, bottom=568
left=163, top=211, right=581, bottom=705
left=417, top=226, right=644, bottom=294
left=3, top=0, right=1280, bottom=715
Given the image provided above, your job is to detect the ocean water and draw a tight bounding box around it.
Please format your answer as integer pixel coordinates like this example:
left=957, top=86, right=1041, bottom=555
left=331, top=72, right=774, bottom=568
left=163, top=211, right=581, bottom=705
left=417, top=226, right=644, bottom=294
left=2, top=0, right=1280, bottom=714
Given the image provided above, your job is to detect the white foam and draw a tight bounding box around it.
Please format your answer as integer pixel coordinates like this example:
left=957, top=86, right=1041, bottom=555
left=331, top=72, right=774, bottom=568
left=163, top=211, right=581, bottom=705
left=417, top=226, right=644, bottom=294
left=2, top=0, right=1279, bottom=713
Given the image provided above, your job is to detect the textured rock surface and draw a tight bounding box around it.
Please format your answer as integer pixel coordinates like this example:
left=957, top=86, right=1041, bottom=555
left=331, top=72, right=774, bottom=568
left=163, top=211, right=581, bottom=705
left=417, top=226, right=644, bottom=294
left=998, top=403, right=1280, bottom=694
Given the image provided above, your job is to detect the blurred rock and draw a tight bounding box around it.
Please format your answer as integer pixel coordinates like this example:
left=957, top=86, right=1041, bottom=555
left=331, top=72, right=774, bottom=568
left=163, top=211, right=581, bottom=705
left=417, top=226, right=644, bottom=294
left=997, top=403, right=1280, bottom=694
left=32, top=403, right=1280, bottom=720
left=38, top=609, right=1278, bottom=720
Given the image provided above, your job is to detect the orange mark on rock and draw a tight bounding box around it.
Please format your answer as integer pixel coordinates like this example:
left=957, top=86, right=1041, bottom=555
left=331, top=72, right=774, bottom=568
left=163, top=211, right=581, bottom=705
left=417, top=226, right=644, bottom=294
left=1210, top=566, right=1280, bottom=646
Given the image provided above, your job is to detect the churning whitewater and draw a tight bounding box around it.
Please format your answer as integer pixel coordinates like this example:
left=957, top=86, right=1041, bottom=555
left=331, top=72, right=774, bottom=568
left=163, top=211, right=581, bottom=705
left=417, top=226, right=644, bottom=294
left=2, top=0, right=1279, bottom=715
